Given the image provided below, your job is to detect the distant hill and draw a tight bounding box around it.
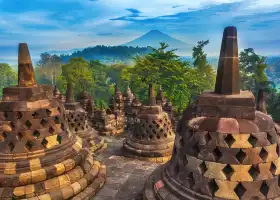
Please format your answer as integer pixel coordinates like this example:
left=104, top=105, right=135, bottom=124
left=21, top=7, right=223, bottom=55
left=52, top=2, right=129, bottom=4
left=122, top=30, right=192, bottom=55
left=59, top=45, right=152, bottom=65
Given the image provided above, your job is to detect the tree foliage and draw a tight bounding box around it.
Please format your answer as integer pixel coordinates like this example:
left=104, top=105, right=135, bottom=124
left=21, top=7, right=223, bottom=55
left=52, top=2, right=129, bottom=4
left=0, top=63, right=17, bottom=96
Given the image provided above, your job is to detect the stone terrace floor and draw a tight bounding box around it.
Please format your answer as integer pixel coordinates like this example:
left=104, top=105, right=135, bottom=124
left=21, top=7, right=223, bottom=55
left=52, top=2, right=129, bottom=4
left=91, top=132, right=161, bottom=200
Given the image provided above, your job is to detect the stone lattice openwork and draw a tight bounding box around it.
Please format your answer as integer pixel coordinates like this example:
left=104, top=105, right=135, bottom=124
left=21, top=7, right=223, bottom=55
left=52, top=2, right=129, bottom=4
left=77, top=91, right=89, bottom=110
left=143, top=27, right=280, bottom=200
left=64, top=83, right=104, bottom=153
left=123, top=84, right=175, bottom=163
left=0, top=43, right=106, bottom=199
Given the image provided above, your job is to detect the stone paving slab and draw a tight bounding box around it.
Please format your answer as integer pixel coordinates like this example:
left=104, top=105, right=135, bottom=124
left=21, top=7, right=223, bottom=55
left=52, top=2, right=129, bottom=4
left=91, top=133, right=161, bottom=200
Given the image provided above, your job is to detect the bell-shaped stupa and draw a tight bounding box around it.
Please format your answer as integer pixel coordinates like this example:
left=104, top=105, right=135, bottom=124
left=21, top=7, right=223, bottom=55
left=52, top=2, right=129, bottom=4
left=144, top=26, right=280, bottom=200
left=0, top=43, right=106, bottom=199
left=64, top=82, right=104, bottom=153
left=123, top=84, right=175, bottom=163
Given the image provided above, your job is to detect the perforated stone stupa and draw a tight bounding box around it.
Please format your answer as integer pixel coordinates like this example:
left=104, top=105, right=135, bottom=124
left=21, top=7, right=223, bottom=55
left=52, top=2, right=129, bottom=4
left=123, top=84, right=175, bottom=163
left=64, top=83, right=104, bottom=153
left=143, top=26, right=280, bottom=200
left=0, top=43, right=106, bottom=199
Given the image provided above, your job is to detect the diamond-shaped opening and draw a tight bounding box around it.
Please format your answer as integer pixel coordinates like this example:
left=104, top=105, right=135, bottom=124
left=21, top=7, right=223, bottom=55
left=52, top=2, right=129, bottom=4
left=25, top=141, right=33, bottom=150
left=259, top=148, right=268, bottom=161
left=152, top=120, right=157, bottom=124
left=159, top=119, right=163, bottom=123
left=204, top=132, right=211, bottom=144
left=225, top=134, right=235, bottom=147
left=18, top=132, right=23, bottom=140
left=267, top=133, right=273, bottom=144
left=75, top=128, right=78, bottom=132
left=270, top=163, right=276, bottom=175
left=209, top=180, right=218, bottom=197
left=164, top=133, right=168, bottom=138
left=179, top=138, right=184, bottom=148
left=223, top=164, right=234, bottom=180
left=4, top=112, right=8, bottom=119
left=40, top=119, right=48, bottom=127
left=234, top=183, right=246, bottom=198
left=2, top=132, right=7, bottom=139
left=32, top=112, right=39, bottom=119
left=71, top=114, right=74, bottom=119
left=213, top=147, right=222, bottom=161
left=156, top=135, right=160, bottom=139
left=186, top=172, right=194, bottom=188
left=57, top=135, right=62, bottom=144
left=46, top=109, right=52, bottom=116
left=54, top=116, right=60, bottom=124
left=160, top=129, right=163, bottom=133
left=249, top=165, right=259, bottom=180
left=33, top=130, right=40, bottom=139
left=74, top=118, right=77, bottom=122
left=17, top=112, right=23, bottom=119
left=149, top=124, right=152, bottom=129
left=8, top=142, right=15, bottom=152
left=149, top=135, right=153, bottom=140
left=78, top=123, right=81, bottom=127
left=248, top=135, right=258, bottom=146
left=260, top=182, right=269, bottom=197
left=199, top=162, right=207, bottom=175
left=49, top=127, right=55, bottom=134
left=187, top=129, right=194, bottom=139
left=25, top=120, right=32, bottom=128
left=192, top=143, right=200, bottom=156
left=236, top=149, right=246, bottom=164
left=41, top=138, right=48, bottom=148
left=152, top=129, right=156, bottom=134
left=156, top=124, right=160, bottom=128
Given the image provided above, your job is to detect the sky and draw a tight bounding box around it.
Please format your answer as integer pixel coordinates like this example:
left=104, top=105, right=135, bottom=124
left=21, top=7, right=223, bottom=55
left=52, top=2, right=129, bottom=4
left=0, top=0, right=280, bottom=65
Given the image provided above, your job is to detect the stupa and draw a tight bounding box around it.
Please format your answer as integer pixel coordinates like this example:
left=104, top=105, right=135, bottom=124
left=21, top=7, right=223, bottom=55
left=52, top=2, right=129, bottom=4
left=64, top=83, right=104, bottom=153
left=257, top=89, right=267, bottom=114
left=0, top=43, right=106, bottom=199
left=144, top=26, right=280, bottom=200
left=77, top=91, right=89, bottom=111
left=123, top=84, right=175, bottom=163
left=156, top=86, right=167, bottom=106
left=53, top=85, right=65, bottom=103
left=124, top=86, right=135, bottom=132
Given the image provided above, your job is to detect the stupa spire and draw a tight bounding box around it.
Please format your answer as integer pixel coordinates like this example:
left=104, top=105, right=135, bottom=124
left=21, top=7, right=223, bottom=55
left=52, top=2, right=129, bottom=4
left=148, top=83, right=156, bottom=106
left=65, top=82, right=75, bottom=103
left=256, top=88, right=267, bottom=114
left=18, top=43, right=37, bottom=87
left=214, top=26, right=240, bottom=94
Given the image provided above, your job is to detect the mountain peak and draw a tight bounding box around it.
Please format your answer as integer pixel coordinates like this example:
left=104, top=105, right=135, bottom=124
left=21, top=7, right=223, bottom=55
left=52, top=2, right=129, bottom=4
left=122, top=30, right=192, bottom=55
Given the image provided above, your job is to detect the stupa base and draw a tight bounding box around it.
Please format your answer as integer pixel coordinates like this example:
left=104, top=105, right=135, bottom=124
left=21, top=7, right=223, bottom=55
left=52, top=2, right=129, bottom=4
left=123, top=138, right=173, bottom=163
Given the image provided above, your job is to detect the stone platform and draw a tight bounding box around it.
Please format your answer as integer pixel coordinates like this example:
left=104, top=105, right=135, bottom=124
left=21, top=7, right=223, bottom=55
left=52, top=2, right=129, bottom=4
left=91, top=133, right=160, bottom=200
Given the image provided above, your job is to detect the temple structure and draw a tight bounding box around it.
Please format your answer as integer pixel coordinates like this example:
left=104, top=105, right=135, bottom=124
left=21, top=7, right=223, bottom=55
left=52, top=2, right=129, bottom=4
left=256, top=89, right=267, bottom=114
left=64, top=83, right=104, bottom=153
left=77, top=91, right=89, bottom=111
left=123, top=86, right=135, bottom=132
left=53, top=85, right=65, bottom=103
left=123, top=84, right=175, bottom=163
left=156, top=86, right=167, bottom=106
left=0, top=43, right=106, bottom=199
left=144, top=26, right=280, bottom=200
left=163, top=100, right=177, bottom=132
left=92, top=85, right=125, bottom=136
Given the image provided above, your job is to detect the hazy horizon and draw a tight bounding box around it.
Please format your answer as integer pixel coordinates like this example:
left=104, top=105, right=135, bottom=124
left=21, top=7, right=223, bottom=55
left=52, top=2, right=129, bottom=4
left=0, top=0, right=280, bottom=65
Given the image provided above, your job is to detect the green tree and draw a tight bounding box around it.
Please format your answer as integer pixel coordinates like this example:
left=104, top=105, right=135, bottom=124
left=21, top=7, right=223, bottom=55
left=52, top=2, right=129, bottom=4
left=0, top=63, right=17, bottom=96
left=126, top=42, right=204, bottom=111
left=192, top=40, right=216, bottom=90
left=61, top=58, right=94, bottom=97
left=239, top=48, right=270, bottom=93
left=36, top=53, right=62, bottom=84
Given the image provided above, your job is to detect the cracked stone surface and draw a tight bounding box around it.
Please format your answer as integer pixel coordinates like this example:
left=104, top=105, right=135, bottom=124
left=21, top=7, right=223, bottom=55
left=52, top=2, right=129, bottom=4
left=91, top=132, right=160, bottom=200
